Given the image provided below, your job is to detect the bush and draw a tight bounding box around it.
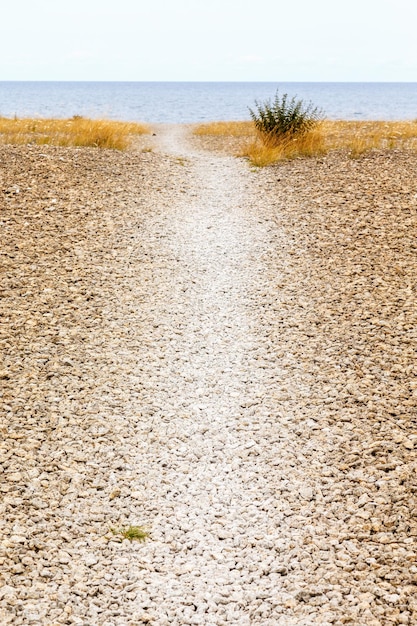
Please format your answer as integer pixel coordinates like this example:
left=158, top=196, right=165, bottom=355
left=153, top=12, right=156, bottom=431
left=249, top=90, right=324, bottom=144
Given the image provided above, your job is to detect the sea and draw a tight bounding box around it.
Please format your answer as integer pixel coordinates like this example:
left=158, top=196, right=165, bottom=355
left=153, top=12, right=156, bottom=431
left=0, top=82, right=416, bottom=123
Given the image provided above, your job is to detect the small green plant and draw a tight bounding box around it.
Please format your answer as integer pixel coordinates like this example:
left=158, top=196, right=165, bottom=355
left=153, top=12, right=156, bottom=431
left=249, top=90, right=323, bottom=145
left=111, top=525, right=149, bottom=542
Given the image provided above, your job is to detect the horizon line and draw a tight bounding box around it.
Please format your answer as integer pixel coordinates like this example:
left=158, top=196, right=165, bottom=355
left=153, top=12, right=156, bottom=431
left=1, top=79, right=417, bottom=84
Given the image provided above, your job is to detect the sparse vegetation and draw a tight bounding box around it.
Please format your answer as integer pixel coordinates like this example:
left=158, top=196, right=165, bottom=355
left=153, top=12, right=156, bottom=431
left=0, top=116, right=149, bottom=150
left=323, top=120, right=417, bottom=158
left=111, top=525, right=149, bottom=542
left=193, top=121, right=254, bottom=138
left=193, top=119, right=417, bottom=165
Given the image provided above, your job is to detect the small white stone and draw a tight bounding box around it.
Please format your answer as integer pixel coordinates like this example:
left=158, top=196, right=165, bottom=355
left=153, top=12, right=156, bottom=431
left=299, top=486, right=314, bottom=501
left=84, top=554, right=99, bottom=567
left=10, top=535, right=26, bottom=544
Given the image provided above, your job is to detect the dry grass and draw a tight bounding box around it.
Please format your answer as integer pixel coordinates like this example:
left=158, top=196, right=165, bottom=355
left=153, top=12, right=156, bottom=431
left=193, top=119, right=417, bottom=165
left=323, top=120, right=417, bottom=157
left=193, top=121, right=325, bottom=165
left=0, top=116, right=149, bottom=150
left=240, top=127, right=326, bottom=166
left=193, top=121, right=255, bottom=138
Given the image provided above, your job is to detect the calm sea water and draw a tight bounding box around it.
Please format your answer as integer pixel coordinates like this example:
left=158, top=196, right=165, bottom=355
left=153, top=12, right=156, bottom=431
left=0, top=82, right=416, bottom=123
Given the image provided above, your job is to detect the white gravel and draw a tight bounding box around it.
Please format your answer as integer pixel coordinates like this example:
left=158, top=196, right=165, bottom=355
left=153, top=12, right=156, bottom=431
left=1, top=127, right=417, bottom=625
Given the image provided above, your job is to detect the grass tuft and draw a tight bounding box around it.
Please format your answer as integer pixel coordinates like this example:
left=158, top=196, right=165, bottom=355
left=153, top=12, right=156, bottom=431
left=111, top=525, right=149, bottom=542
left=0, top=116, right=149, bottom=150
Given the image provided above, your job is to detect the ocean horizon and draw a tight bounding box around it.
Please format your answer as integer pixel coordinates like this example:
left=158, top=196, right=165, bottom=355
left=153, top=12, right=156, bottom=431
left=0, top=81, right=416, bottom=123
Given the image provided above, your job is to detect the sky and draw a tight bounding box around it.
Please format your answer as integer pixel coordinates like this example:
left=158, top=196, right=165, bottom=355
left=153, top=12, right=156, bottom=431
left=1, top=0, right=417, bottom=82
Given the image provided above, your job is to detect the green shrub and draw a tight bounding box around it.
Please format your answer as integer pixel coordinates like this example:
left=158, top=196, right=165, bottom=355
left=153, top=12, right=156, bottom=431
left=249, top=90, right=324, bottom=144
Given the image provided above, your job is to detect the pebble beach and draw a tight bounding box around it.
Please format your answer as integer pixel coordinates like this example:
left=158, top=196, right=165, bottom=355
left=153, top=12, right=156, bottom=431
left=1, top=126, right=417, bottom=625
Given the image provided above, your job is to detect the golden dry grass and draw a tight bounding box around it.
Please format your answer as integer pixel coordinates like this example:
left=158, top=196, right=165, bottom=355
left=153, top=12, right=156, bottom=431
left=240, top=127, right=326, bottom=166
left=323, top=120, right=417, bottom=157
left=193, top=120, right=417, bottom=165
left=0, top=116, right=149, bottom=150
left=193, top=121, right=255, bottom=138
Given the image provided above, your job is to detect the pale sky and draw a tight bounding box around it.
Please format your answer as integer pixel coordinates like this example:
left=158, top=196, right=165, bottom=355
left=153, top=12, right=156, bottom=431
left=1, top=0, right=417, bottom=81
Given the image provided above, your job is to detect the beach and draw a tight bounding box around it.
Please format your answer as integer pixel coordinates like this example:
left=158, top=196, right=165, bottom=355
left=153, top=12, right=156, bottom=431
left=1, top=128, right=417, bottom=624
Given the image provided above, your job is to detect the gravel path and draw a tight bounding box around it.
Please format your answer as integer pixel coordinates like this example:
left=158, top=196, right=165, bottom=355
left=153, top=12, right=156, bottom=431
left=1, top=129, right=417, bottom=625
